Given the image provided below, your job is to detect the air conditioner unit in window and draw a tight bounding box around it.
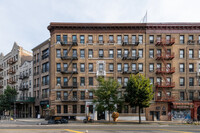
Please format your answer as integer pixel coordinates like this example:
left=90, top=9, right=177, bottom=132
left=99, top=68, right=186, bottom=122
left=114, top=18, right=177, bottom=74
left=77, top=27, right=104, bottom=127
left=81, top=83, right=84, bottom=86
left=89, top=55, right=92, bottom=58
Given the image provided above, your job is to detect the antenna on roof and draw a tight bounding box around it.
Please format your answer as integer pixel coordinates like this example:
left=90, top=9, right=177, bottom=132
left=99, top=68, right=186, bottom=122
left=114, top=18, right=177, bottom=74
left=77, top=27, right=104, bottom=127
left=140, top=11, right=147, bottom=23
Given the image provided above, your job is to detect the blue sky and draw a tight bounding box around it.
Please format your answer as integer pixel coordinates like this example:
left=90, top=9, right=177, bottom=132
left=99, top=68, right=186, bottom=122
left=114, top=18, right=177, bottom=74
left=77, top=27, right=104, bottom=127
left=1, top=0, right=200, bottom=54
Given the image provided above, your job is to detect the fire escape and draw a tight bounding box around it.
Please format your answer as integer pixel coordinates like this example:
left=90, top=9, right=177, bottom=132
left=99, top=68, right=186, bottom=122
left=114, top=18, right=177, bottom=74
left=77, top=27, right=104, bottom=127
left=60, top=39, right=78, bottom=101
left=122, top=37, right=139, bottom=88
left=155, top=37, right=175, bottom=102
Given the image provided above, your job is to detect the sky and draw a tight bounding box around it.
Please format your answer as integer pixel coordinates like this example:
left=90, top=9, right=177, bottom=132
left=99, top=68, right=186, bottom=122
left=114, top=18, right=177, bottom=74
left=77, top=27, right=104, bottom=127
left=1, top=0, right=200, bottom=54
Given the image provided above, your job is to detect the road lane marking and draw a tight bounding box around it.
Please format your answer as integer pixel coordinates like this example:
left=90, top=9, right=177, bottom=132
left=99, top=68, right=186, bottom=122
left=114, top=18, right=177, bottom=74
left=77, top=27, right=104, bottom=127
left=65, top=129, right=84, bottom=133
left=160, top=129, right=193, bottom=133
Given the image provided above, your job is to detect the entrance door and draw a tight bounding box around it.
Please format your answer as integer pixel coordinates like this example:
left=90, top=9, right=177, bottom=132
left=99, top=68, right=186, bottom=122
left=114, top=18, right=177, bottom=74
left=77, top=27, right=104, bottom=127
left=197, top=106, right=200, bottom=121
left=97, top=111, right=105, bottom=120
left=155, top=111, right=160, bottom=121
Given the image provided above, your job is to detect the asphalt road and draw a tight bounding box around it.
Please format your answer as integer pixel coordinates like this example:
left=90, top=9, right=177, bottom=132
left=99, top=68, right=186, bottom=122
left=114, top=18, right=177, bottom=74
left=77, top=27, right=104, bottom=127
left=0, top=124, right=200, bottom=133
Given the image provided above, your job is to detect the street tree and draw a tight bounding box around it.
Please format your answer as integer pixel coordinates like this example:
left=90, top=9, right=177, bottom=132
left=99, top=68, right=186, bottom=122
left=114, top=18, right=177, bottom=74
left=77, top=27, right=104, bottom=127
left=125, top=74, right=153, bottom=124
left=0, top=85, right=18, bottom=114
left=93, top=77, right=123, bottom=122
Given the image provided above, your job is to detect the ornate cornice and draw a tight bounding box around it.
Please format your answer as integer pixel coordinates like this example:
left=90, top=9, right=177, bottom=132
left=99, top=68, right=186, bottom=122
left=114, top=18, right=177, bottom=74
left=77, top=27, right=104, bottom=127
left=47, top=22, right=200, bottom=34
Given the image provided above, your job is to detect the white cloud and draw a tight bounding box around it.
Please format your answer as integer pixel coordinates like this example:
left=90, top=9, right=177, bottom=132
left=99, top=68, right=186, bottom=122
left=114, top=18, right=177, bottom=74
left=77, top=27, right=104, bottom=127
left=0, top=0, right=200, bottom=54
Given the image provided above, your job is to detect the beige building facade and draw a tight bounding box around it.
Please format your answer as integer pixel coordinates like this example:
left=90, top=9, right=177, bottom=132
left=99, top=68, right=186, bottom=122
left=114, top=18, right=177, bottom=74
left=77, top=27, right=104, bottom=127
left=31, top=22, right=200, bottom=121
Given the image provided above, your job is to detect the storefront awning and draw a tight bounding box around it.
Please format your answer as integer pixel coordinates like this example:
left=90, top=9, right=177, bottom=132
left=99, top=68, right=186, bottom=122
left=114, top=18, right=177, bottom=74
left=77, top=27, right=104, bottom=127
left=172, top=102, right=193, bottom=109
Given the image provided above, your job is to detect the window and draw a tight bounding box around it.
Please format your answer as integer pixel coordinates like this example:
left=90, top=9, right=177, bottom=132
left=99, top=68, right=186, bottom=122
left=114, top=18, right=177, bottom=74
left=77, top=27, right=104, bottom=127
left=124, top=63, right=129, bottom=72
left=189, top=35, right=194, bottom=41
left=56, top=35, right=61, bottom=43
left=198, top=35, right=200, bottom=44
left=132, top=49, right=136, bottom=57
left=57, top=105, right=61, bottom=113
left=109, top=35, right=114, bottom=43
left=81, top=91, right=85, bottom=100
left=64, top=105, right=68, bottom=113
left=80, top=63, right=85, bottom=72
left=138, top=49, right=143, bottom=58
left=63, top=77, right=68, bottom=86
left=139, top=35, right=143, bottom=44
left=166, top=35, right=171, bottom=42
left=72, top=49, right=77, bottom=57
left=109, top=49, right=114, bottom=58
left=199, top=50, right=200, bottom=58
left=73, top=63, right=77, bottom=71
left=63, top=91, right=68, bottom=100
left=89, top=63, right=93, bottom=72
left=189, top=92, right=194, bottom=100
left=56, top=49, right=61, bottom=58
left=72, top=35, right=77, bottom=42
left=189, top=77, right=194, bottom=86
left=124, top=35, right=129, bottom=43
left=180, top=92, right=185, bottom=100
left=180, top=77, right=185, bottom=86
left=56, top=91, right=61, bottom=100
left=132, top=106, right=137, bottom=113
left=124, top=49, right=129, bottom=57
left=149, top=77, right=154, bottom=84
left=80, top=77, right=85, bottom=86
left=73, top=91, right=77, bottom=99
left=132, top=63, right=136, bottom=71
left=180, top=35, right=184, bottom=44
left=149, top=49, right=154, bottom=58
left=89, top=105, right=93, bottom=113
left=124, top=77, right=128, bottom=87
left=57, top=63, right=61, bottom=72
left=98, top=35, right=103, bottom=43
left=117, top=105, right=122, bottom=113
left=88, top=35, right=93, bottom=43
left=80, top=49, right=85, bottom=58
left=189, top=49, right=194, bottom=58
left=124, top=105, right=128, bottom=113
left=180, top=49, right=184, bottom=58
left=149, top=63, right=154, bottom=72
left=149, top=35, right=154, bottom=44
left=189, top=63, right=194, bottom=72
left=89, top=91, right=93, bottom=99
left=57, top=77, right=61, bottom=85
left=99, top=63, right=104, bottom=71
left=73, top=105, right=77, bottom=113
left=117, top=63, right=122, bottom=72
left=63, top=49, right=68, bottom=57
left=132, top=35, right=136, bottom=44
left=117, top=77, right=122, bottom=85
left=117, top=35, right=122, bottom=44
left=139, top=63, right=143, bottom=72
left=89, top=77, right=93, bottom=86
left=63, top=63, right=68, bottom=71
left=117, top=49, right=122, bottom=58
left=88, top=49, right=93, bottom=58
left=99, top=49, right=104, bottom=58
left=109, top=63, right=114, bottom=72
left=80, top=35, right=85, bottom=44
left=81, top=105, right=85, bottom=113
left=63, top=35, right=67, bottom=44
left=179, top=63, right=185, bottom=72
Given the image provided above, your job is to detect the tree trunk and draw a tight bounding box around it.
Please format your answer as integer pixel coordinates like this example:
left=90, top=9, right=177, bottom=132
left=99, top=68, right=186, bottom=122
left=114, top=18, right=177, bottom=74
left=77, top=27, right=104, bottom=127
left=109, top=110, right=110, bottom=122
left=139, top=106, right=141, bottom=124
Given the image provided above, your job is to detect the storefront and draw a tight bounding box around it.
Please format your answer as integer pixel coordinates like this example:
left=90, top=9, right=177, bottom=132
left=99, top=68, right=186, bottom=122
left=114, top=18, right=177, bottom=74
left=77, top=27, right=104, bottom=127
left=171, top=102, right=193, bottom=121
left=192, top=101, right=200, bottom=121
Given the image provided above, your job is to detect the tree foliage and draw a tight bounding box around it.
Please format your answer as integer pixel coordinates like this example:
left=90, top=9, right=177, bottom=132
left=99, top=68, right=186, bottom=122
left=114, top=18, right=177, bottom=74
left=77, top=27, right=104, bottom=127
left=0, top=85, right=18, bottom=113
left=93, top=77, right=123, bottom=122
left=125, top=74, right=153, bottom=124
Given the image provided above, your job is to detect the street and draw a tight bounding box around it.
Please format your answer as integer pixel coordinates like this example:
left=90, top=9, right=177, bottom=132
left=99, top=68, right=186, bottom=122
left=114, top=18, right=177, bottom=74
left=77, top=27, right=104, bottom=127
left=0, top=123, right=200, bottom=133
